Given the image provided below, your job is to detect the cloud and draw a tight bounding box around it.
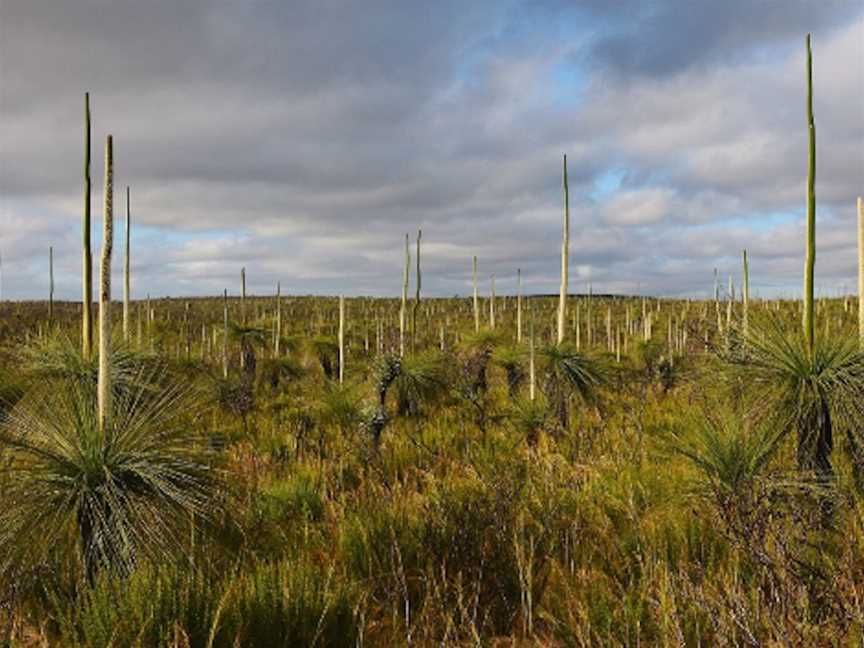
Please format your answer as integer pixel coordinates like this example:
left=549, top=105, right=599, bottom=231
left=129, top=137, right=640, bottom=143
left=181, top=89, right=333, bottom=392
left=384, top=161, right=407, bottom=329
left=1, top=1, right=862, bottom=301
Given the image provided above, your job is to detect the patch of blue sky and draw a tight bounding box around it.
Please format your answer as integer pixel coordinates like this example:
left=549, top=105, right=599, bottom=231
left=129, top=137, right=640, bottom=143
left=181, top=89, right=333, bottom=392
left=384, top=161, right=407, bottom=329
left=130, top=225, right=244, bottom=247
left=690, top=210, right=801, bottom=232
left=549, top=60, right=588, bottom=106
left=589, top=168, right=625, bottom=203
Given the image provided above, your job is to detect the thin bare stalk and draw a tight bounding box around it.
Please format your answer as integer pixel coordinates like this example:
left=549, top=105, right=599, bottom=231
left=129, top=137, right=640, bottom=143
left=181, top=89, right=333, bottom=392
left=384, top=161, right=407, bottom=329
left=517, top=268, right=523, bottom=344
left=82, top=92, right=93, bottom=358
left=529, top=309, right=535, bottom=401
left=413, top=229, right=421, bottom=352
left=557, top=154, right=569, bottom=345
left=742, top=249, right=749, bottom=334
left=241, top=267, right=247, bottom=325
left=473, top=256, right=479, bottom=333
left=98, top=135, right=114, bottom=434
left=858, top=196, right=863, bottom=348
left=275, top=282, right=281, bottom=357
left=222, top=289, right=229, bottom=379
left=48, top=246, right=54, bottom=323
left=803, top=33, right=816, bottom=358
left=489, top=274, right=496, bottom=329
left=123, top=186, right=131, bottom=343
left=339, top=295, right=345, bottom=384
left=400, top=234, right=409, bottom=357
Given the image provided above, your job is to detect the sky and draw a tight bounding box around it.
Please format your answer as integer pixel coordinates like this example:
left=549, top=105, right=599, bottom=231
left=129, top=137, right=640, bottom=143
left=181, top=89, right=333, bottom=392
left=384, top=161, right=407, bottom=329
left=0, top=0, right=862, bottom=301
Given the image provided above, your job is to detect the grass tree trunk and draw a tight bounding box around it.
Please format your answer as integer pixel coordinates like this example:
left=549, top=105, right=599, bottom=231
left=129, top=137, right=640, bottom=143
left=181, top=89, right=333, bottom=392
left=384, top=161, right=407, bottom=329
left=123, top=187, right=131, bottom=343
left=98, top=135, right=114, bottom=435
left=82, top=93, right=93, bottom=358
left=803, top=33, right=816, bottom=360
left=400, top=234, right=409, bottom=357
left=557, top=154, right=569, bottom=345
left=473, top=256, right=479, bottom=333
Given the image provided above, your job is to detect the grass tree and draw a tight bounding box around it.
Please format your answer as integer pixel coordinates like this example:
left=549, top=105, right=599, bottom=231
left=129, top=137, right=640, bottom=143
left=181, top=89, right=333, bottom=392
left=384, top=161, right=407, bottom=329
left=229, top=323, right=268, bottom=380
left=665, top=405, right=784, bottom=536
left=538, top=343, right=605, bottom=430
left=392, top=351, right=447, bottom=417
left=0, top=363, right=222, bottom=581
left=1, top=134, right=223, bottom=582
left=494, top=344, right=525, bottom=399
left=719, top=35, right=864, bottom=487
left=310, top=335, right=340, bottom=381
left=364, top=353, right=401, bottom=447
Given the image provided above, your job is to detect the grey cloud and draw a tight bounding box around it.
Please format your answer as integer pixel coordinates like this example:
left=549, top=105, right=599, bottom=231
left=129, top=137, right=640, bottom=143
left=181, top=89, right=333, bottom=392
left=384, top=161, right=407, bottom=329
left=583, top=0, right=861, bottom=79
left=1, top=1, right=862, bottom=301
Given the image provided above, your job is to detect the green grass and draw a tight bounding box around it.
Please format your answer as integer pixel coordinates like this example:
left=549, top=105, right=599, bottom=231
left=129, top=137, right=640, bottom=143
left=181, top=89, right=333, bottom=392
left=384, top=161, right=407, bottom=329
left=1, top=295, right=863, bottom=646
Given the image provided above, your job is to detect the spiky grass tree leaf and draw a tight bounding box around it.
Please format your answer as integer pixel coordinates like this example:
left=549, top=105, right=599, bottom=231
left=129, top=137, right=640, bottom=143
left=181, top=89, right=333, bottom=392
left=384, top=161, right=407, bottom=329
left=18, top=333, right=158, bottom=395
left=260, top=357, right=305, bottom=389
left=539, top=345, right=606, bottom=400
left=508, top=398, right=550, bottom=447
left=538, top=344, right=606, bottom=429
left=227, top=323, right=268, bottom=347
left=314, top=383, right=362, bottom=432
left=277, top=334, right=304, bottom=356
left=372, top=353, right=402, bottom=406
left=229, top=323, right=268, bottom=378
left=0, top=364, right=26, bottom=420
left=212, top=373, right=255, bottom=419
left=458, top=330, right=503, bottom=401
left=460, top=329, right=504, bottom=356
left=393, top=351, right=447, bottom=417
left=494, top=345, right=527, bottom=398
left=663, top=407, right=784, bottom=501
left=0, top=364, right=224, bottom=580
left=309, top=336, right=339, bottom=380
